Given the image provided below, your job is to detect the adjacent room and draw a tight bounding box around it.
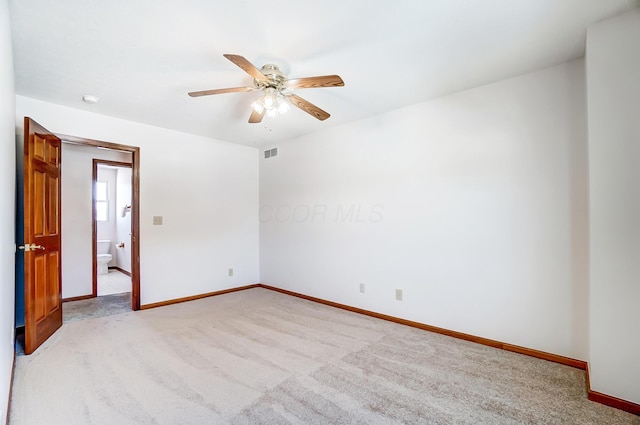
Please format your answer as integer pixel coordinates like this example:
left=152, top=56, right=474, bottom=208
left=1, top=0, right=639, bottom=423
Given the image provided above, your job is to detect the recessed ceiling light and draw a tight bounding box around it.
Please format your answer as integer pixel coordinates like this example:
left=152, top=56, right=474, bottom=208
left=82, top=95, right=99, bottom=104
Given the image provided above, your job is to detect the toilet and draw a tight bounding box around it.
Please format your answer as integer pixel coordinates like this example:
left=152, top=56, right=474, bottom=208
left=96, top=240, right=112, bottom=275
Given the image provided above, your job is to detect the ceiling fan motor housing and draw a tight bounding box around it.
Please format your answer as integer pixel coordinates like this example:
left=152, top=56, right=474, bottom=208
left=256, top=64, right=286, bottom=90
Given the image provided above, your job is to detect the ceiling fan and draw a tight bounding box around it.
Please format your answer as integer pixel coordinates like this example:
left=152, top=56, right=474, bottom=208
left=188, top=54, right=344, bottom=124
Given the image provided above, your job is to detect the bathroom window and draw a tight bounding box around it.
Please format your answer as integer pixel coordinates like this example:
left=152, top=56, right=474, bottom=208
left=95, top=181, right=109, bottom=222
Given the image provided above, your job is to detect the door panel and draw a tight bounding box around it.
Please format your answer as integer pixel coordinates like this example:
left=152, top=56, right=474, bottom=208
left=33, top=171, right=45, bottom=235
left=48, top=177, right=59, bottom=233
left=24, top=117, right=63, bottom=354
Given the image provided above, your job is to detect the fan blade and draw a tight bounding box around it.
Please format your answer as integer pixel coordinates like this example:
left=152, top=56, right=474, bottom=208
left=287, top=94, right=330, bottom=121
left=223, top=54, right=268, bottom=83
left=248, top=108, right=265, bottom=124
left=286, top=75, right=344, bottom=89
left=188, top=87, right=254, bottom=97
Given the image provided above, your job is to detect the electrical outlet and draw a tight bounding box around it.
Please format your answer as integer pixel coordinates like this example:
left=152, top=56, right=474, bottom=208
left=152, top=216, right=163, bottom=225
left=228, top=268, right=234, bottom=277
left=360, top=283, right=365, bottom=293
left=395, top=289, right=403, bottom=301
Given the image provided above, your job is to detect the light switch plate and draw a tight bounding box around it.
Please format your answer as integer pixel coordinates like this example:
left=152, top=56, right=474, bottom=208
left=152, top=216, right=163, bottom=225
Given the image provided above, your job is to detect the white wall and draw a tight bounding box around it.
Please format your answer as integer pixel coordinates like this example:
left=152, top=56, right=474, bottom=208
left=0, top=0, right=14, bottom=422
left=62, top=145, right=130, bottom=298
left=260, top=59, right=589, bottom=360
left=586, top=8, right=640, bottom=404
left=16, top=96, right=260, bottom=305
left=115, top=167, right=133, bottom=272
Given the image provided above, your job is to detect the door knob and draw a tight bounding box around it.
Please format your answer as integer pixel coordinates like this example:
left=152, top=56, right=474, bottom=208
left=18, top=244, right=45, bottom=252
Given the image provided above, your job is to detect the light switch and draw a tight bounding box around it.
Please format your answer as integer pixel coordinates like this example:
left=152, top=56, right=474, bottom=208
left=152, top=216, right=163, bottom=225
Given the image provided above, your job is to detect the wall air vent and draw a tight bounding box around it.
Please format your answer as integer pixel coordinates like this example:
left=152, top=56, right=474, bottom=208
left=264, top=147, right=278, bottom=159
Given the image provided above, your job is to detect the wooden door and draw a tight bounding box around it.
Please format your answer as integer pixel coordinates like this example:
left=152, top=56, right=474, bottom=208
left=22, top=117, right=63, bottom=354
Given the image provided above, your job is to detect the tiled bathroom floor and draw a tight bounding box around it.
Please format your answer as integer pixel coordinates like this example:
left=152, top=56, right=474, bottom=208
left=98, top=269, right=131, bottom=296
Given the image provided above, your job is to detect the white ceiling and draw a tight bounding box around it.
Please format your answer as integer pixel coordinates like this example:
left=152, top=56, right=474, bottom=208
left=9, top=0, right=639, bottom=147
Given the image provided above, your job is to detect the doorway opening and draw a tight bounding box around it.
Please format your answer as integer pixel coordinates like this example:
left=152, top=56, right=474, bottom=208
left=93, top=160, right=133, bottom=299
left=58, top=134, right=141, bottom=311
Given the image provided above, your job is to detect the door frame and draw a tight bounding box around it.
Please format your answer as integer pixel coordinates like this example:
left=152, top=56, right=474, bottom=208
left=58, top=134, right=141, bottom=310
left=92, top=159, right=134, bottom=298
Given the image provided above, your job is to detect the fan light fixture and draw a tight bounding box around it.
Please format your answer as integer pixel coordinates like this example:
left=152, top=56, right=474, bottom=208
left=251, top=87, right=290, bottom=117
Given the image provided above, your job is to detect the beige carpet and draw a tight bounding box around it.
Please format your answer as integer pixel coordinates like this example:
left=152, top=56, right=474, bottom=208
left=9, top=288, right=639, bottom=424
